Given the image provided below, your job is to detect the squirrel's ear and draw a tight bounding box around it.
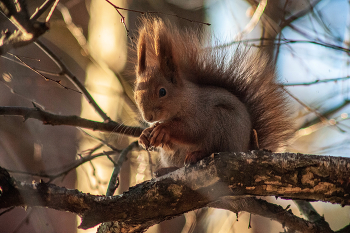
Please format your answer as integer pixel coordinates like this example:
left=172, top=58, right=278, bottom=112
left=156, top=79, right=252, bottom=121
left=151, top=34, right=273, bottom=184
left=137, top=32, right=147, bottom=75
left=154, top=21, right=177, bottom=84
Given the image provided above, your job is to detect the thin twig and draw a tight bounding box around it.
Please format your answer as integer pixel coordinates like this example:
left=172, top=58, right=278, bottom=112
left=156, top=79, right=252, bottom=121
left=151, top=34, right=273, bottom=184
left=106, top=141, right=138, bottom=196
left=0, top=80, right=46, bottom=109
left=299, top=100, right=350, bottom=129
left=283, top=76, right=350, bottom=86
left=104, top=0, right=131, bottom=40
left=280, top=0, right=322, bottom=29
left=56, top=3, right=90, bottom=55
left=274, top=0, right=289, bottom=64
left=34, top=40, right=111, bottom=122
left=106, top=154, right=118, bottom=167
left=214, top=38, right=350, bottom=54
left=0, top=207, right=14, bottom=216
left=282, top=86, right=328, bottom=124
left=235, top=0, right=267, bottom=40
left=287, top=24, right=350, bottom=54
left=78, top=128, right=121, bottom=152
left=0, top=55, right=60, bottom=76
left=55, top=3, right=136, bottom=106
left=147, top=151, right=154, bottom=178
left=104, top=0, right=211, bottom=26
left=45, top=0, right=59, bottom=22
left=8, top=150, right=118, bottom=182
left=30, top=0, right=56, bottom=21
left=8, top=53, right=82, bottom=93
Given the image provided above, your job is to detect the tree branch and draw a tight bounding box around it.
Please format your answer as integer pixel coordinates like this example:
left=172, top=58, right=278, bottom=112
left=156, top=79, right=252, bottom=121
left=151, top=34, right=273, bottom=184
left=34, top=40, right=113, bottom=122
left=106, top=141, right=138, bottom=196
left=9, top=149, right=119, bottom=182
left=1, top=150, right=350, bottom=232
left=209, top=197, right=333, bottom=233
left=0, top=106, right=143, bottom=137
left=30, top=0, right=57, bottom=21
left=0, top=0, right=49, bottom=55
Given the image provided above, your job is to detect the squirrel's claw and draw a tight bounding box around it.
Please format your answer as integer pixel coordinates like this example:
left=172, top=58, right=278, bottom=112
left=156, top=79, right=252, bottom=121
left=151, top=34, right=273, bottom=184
left=149, top=124, right=170, bottom=148
left=139, top=127, right=154, bottom=150
left=138, top=134, right=150, bottom=150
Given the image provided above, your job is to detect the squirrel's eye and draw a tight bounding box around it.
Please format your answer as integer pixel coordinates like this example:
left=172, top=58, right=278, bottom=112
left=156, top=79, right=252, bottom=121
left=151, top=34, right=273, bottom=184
left=159, top=88, right=166, bottom=98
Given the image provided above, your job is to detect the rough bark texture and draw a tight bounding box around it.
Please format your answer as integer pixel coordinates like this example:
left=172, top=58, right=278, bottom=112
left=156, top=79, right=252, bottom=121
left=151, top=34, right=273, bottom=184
left=216, top=151, right=350, bottom=205
left=1, top=150, right=350, bottom=232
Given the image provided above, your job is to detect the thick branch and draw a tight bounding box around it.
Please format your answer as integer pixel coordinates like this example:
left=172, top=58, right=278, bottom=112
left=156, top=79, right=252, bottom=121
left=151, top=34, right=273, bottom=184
left=0, top=106, right=143, bottom=137
left=1, top=151, right=349, bottom=232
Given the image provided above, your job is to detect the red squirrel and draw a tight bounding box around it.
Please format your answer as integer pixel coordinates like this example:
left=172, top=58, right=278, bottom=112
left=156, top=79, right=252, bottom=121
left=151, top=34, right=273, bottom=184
left=134, top=17, right=292, bottom=168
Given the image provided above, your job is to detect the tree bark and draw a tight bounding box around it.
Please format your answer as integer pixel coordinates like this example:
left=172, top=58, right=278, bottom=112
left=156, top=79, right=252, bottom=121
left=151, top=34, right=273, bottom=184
left=1, top=150, right=349, bottom=232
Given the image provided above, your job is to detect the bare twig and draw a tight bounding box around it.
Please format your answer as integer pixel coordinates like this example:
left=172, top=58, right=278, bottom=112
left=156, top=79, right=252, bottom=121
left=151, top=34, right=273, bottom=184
left=147, top=151, right=154, bottom=178
left=280, top=0, right=322, bottom=29
left=56, top=3, right=89, bottom=55
left=30, top=0, right=56, bottom=21
left=34, top=40, right=111, bottom=122
left=104, top=0, right=131, bottom=40
left=8, top=53, right=81, bottom=93
left=283, top=76, right=350, bottom=86
left=0, top=79, right=46, bottom=108
left=299, top=100, right=350, bottom=130
left=78, top=128, right=121, bottom=152
left=0, top=0, right=49, bottom=55
left=106, top=141, right=138, bottom=196
left=45, top=0, right=59, bottom=22
left=0, top=106, right=143, bottom=137
left=0, top=207, right=14, bottom=216
left=215, top=38, right=350, bottom=54
left=55, top=2, right=136, bottom=106
left=287, top=24, right=350, bottom=55
left=80, top=143, right=105, bottom=157
left=8, top=150, right=118, bottom=182
left=235, top=0, right=267, bottom=40
left=104, top=0, right=211, bottom=26
left=0, top=55, right=60, bottom=76
left=282, top=86, right=328, bottom=124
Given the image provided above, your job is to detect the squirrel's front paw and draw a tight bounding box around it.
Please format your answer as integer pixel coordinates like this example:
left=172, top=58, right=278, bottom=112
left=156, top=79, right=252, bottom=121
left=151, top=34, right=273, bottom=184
left=149, top=124, right=170, bottom=148
left=139, top=127, right=154, bottom=150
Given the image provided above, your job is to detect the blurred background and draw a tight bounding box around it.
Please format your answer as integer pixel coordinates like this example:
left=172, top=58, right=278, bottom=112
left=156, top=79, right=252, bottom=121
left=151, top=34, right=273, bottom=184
left=0, top=0, right=350, bottom=232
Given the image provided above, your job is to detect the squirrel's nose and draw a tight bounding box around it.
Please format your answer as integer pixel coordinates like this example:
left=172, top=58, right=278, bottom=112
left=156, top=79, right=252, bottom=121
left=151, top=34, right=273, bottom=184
left=145, top=114, right=153, bottom=122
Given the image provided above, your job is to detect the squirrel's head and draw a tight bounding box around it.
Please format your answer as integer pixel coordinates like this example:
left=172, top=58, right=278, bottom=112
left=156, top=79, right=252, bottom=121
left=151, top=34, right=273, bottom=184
left=134, top=18, right=184, bottom=124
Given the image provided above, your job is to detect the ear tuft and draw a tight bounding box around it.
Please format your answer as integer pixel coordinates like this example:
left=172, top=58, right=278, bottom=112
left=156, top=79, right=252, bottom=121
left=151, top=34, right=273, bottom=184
left=154, top=20, right=177, bottom=83
left=137, top=30, right=147, bottom=75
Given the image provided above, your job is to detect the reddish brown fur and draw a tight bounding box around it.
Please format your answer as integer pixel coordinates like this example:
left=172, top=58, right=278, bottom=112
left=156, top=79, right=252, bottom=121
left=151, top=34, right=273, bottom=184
left=134, top=17, right=292, bottom=167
